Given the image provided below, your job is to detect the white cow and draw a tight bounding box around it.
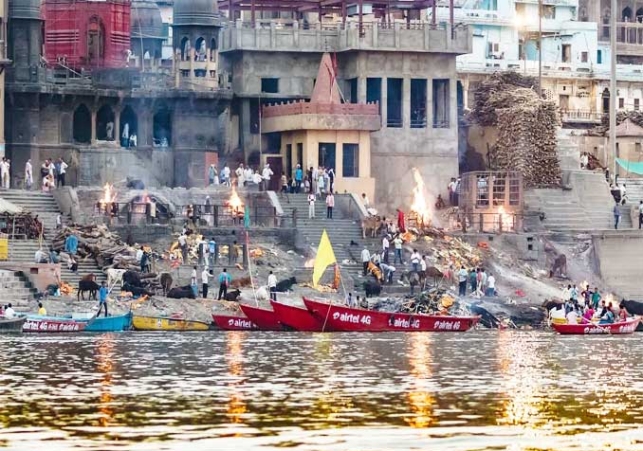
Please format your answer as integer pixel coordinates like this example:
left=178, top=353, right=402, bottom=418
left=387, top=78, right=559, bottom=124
left=106, top=268, right=127, bottom=288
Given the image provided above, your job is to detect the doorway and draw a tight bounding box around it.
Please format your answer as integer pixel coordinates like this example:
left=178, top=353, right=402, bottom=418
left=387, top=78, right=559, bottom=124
left=559, top=95, right=569, bottom=111
left=266, top=156, right=283, bottom=191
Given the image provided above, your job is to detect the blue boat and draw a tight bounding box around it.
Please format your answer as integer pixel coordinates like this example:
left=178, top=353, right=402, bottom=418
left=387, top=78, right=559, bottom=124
left=84, top=312, right=133, bottom=332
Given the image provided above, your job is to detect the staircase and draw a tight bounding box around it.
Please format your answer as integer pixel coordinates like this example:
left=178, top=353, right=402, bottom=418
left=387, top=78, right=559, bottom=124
left=1, top=190, right=105, bottom=289
left=282, top=193, right=364, bottom=265
left=556, top=129, right=582, bottom=172
left=0, top=269, right=36, bottom=310
left=524, top=171, right=615, bottom=231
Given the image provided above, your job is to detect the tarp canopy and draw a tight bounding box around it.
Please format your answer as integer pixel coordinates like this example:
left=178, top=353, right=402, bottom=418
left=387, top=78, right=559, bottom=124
left=616, top=158, right=643, bottom=175
left=0, top=198, right=23, bottom=214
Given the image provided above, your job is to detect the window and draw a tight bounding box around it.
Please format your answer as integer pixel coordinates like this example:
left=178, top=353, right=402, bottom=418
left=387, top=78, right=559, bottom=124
left=297, top=143, right=303, bottom=168
left=261, top=78, right=279, bottom=93
left=410, top=79, right=427, bottom=128
left=342, top=144, right=359, bottom=177
left=387, top=78, right=403, bottom=128
left=561, top=44, right=571, bottom=63
left=619, top=98, right=625, bottom=109
left=367, top=78, right=382, bottom=113
left=635, top=99, right=640, bottom=111
left=543, top=5, right=555, bottom=18
left=348, top=78, right=358, bottom=104
left=487, top=42, right=499, bottom=57
left=162, top=23, right=170, bottom=45
left=597, top=50, right=602, bottom=64
left=318, top=143, right=336, bottom=169
left=581, top=51, right=588, bottom=62
left=433, top=79, right=450, bottom=128
left=636, top=142, right=642, bottom=153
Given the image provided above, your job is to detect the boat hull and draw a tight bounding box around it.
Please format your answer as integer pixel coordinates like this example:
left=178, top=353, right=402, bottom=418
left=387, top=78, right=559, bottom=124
left=303, top=298, right=479, bottom=332
left=239, top=304, right=282, bottom=331
left=23, top=316, right=88, bottom=333
left=85, top=313, right=133, bottom=332
left=553, top=318, right=640, bottom=335
left=0, top=317, right=26, bottom=333
left=132, top=315, right=210, bottom=331
left=212, top=314, right=257, bottom=331
left=270, top=300, right=331, bottom=332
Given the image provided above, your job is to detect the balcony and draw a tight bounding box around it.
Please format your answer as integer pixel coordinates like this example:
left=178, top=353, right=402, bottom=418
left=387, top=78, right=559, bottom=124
left=560, top=109, right=602, bottom=124
left=219, top=19, right=471, bottom=55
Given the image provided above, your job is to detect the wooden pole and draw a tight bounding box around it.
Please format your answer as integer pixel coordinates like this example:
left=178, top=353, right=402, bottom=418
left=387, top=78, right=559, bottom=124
left=610, top=0, right=617, bottom=177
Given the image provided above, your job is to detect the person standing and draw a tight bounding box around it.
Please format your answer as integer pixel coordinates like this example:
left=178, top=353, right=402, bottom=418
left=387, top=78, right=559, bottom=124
left=457, top=266, right=468, bottom=296
left=0, top=158, right=9, bottom=189
left=98, top=282, right=109, bottom=317
left=308, top=192, right=316, bottom=219
left=614, top=203, right=621, bottom=230
left=262, top=163, right=274, bottom=191
left=218, top=268, right=231, bottom=300
left=381, top=234, right=390, bottom=264
left=190, top=266, right=198, bottom=298
left=639, top=200, right=643, bottom=229
left=201, top=267, right=210, bottom=299
left=208, top=237, right=216, bottom=267
left=268, top=270, right=277, bottom=301
left=295, top=164, right=303, bottom=193
left=281, top=173, right=288, bottom=194
left=236, top=163, right=245, bottom=187
left=178, top=233, right=188, bottom=263
left=486, top=273, right=496, bottom=296
left=397, top=209, right=406, bottom=233
left=57, top=158, right=67, bottom=187
left=222, top=165, right=231, bottom=187
left=448, top=178, right=456, bottom=205
left=410, top=249, right=421, bottom=272
left=361, top=246, right=371, bottom=276
left=393, top=235, right=403, bottom=264
left=140, top=249, right=150, bottom=273
left=307, top=167, right=314, bottom=193
left=208, top=164, right=216, bottom=186
left=25, top=159, right=33, bottom=190
left=325, top=192, right=334, bottom=219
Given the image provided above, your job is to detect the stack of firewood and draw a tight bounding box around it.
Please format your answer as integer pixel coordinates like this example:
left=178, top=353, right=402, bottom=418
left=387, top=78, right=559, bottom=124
left=472, top=73, right=561, bottom=187
left=52, top=224, right=133, bottom=267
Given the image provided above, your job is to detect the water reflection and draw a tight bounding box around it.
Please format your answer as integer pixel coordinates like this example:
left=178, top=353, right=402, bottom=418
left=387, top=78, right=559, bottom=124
left=95, top=333, right=115, bottom=428
left=405, top=333, right=434, bottom=428
left=225, top=332, right=247, bottom=425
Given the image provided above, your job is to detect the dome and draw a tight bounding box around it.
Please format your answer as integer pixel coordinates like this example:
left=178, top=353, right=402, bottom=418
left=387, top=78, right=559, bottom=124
left=131, top=0, right=164, bottom=40
left=8, top=0, right=42, bottom=20
left=173, top=0, right=223, bottom=27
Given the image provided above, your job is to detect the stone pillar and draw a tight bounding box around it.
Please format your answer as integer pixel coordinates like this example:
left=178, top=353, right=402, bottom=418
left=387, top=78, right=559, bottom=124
left=358, top=76, right=366, bottom=103
left=114, top=109, right=121, bottom=146
left=189, top=48, right=195, bottom=83
left=91, top=109, right=97, bottom=145
left=381, top=77, right=388, bottom=128
left=427, top=78, right=433, bottom=128
left=402, top=77, right=411, bottom=129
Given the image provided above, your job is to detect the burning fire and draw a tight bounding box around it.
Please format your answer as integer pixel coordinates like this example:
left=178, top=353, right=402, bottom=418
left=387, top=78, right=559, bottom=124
left=228, top=186, right=244, bottom=213
left=497, top=206, right=513, bottom=231
left=410, top=168, right=432, bottom=226
left=605, top=293, right=616, bottom=307
left=100, top=183, right=117, bottom=206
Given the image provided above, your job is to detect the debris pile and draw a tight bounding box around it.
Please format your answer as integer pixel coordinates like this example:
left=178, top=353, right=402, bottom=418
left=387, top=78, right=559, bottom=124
left=52, top=224, right=132, bottom=267
left=470, top=72, right=561, bottom=187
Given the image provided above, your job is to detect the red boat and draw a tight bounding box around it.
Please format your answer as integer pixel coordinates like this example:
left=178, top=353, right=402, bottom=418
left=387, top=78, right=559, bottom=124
left=239, top=304, right=283, bottom=331
left=303, top=298, right=479, bottom=332
left=23, top=316, right=89, bottom=333
left=552, top=317, right=640, bottom=335
left=211, top=314, right=257, bottom=331
left=270, top=300, right=333, bottom=332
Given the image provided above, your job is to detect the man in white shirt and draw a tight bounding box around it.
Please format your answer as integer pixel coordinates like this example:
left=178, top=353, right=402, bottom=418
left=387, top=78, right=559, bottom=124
left=25, top=159, right=33, bottom=190
left=178, top=233, right=188, bottom=262
left=457, top=266, right=468, bottom=296
left=410, top=249, right=421, bottom=273
left=262, top=164, right=274, bottom=191
left=381, top=235, right=390, bottom=264
left=201, top=268, right=210, bottom=298
left=361, top=246, right=371, bottom=276
left=393, top=235, right=403, bottom=264
left=0, top=158, right=9, bottom=189
left=57, top=158, right=68, bottom=187
left=222, top=165, right=231, bottom=186
left=4, top=303, right=15, bottom=318
left=307, top=192, right=316, bottom=219
left=566, top=308, right=579, bottom=325
left=236, top=164, right=245, bottom=187
left=252, top=171, right=262, bottom=185
left=448, top=177, right=456, bottom=205
left=268, top=270, right=277, bottom=301
left=486, top=274, right=496, bottom=296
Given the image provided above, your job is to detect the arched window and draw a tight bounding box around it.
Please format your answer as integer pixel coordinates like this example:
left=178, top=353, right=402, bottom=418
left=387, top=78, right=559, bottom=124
left=180, top=36, right=190, bottom=61
left=73, top=104, right=92, bottom=144
left=195, top=37, right=206, bottom=61
left=87, top=16, right=105, bottom=66
left=153, top=108, right=172, bottom=147
left=210, top=38, right=217, bottom=61
left=120, top=106, right=138, bottom=148
left=623, top=6, right=633, bottom=21
left=636, top=7, right=643, bottom=22
left=96, top=105, right=115, bottom=141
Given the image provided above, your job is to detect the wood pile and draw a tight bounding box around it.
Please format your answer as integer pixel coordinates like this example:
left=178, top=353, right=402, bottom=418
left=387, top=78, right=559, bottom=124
left=471, top=73, right=561, bottom=187
left=52, top=224, right=134, bottom=267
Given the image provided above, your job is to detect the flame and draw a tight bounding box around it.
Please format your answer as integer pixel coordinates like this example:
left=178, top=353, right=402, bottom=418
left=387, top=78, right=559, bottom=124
left=497, top=206, right=513, bottom=231
left=304, top=258, right=315, bottom=268
left=605, top=293, right=616, bottom=307
left=410, top=168, right=432, bottom=226
left=100, top=183, right=117, bottom=206
left=228, top=186, right=244, bottom=214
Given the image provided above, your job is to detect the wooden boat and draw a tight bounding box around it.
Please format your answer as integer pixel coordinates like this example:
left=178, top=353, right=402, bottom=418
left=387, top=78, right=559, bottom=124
left=85, top=312, right=133, bottom=332
left=239, top=304, right=283, bottom=331
left=132, top=315, right=210, bottom=331
left=211, top=313, right=258, bottom=331
left=23, top=315, right=89, bottom=333
left=552, top=317, right=640, bottom=335
left=270, top=300, right=332, bottom=332
left=303, top=298, right=480, bottom=332
left=0, top=316, right=26, bottom=333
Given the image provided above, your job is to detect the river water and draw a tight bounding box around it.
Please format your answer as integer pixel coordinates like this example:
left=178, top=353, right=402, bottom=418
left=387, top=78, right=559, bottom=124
left=1, top=331, right=643, bottom=451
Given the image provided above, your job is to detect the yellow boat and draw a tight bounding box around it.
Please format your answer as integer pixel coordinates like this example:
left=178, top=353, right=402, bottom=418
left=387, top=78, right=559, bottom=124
left=132, top=315, right=211, bottom=331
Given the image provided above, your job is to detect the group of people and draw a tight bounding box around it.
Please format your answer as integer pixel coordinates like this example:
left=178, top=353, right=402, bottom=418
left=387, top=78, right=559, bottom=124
left=191, top=265, right=233, bottom=300
left=208, top=163, right=275, bottom=190
left=456, top=266, right=496, bottom=297
left=24, top=157, right=69, bottom=192
left=550, top=283, right=626, bottom=325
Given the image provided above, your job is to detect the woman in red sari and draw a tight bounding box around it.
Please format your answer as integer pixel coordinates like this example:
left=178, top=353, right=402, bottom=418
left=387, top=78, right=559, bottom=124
left=397, top=209, right=406, bottom=233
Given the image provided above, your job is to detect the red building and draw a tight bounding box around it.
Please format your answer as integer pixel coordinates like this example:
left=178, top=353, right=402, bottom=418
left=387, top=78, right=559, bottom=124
left=43, top=0, right=131, bottom=69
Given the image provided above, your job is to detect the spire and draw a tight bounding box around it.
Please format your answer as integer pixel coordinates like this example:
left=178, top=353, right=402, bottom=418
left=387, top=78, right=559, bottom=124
left=310, top=53, right=341, bottom=105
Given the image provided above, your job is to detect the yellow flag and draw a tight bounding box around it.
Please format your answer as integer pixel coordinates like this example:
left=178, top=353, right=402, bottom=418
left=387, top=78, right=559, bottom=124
left=312, top=230, right=337, bottom=287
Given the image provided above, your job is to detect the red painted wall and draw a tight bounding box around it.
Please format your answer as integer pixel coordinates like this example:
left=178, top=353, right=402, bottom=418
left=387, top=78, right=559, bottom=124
left=43, top=0, right=131, bottom=69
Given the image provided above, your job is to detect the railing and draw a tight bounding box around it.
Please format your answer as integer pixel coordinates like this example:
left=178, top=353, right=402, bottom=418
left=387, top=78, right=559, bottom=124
left=560, top=109, right=603, bottom=123
left=262, top=100, right=380, bottom=118
left=449, top=211, right=522, bottom=234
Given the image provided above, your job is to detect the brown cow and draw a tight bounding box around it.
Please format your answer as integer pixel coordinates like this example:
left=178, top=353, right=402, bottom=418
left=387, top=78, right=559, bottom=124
left=80, top=273, right=96, bottom=282
left=361, top=216, right=380, bottom=238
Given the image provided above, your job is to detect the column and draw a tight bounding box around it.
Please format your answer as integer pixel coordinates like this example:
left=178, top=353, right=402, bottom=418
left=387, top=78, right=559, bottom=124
left=358, top=76, right=367, bottom=103
left=427, top=78, right=433, bottom=128
left=114, top=109, right=121, bottom=146
left=381, top=77, right=388, bottom=128
left=402, top=77, right=411, bottom=129
left=91, top=109, right=97, bottom=145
